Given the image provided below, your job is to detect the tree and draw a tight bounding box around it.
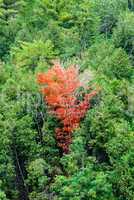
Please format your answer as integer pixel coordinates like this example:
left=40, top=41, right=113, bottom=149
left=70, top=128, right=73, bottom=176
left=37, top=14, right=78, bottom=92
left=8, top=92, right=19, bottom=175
left=37, top=63, right=97, bottom=153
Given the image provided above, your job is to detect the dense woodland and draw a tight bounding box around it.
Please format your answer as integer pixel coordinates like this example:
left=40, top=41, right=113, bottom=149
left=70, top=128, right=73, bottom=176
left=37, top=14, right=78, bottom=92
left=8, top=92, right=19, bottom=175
left=0, top=0, right=134, bottom=199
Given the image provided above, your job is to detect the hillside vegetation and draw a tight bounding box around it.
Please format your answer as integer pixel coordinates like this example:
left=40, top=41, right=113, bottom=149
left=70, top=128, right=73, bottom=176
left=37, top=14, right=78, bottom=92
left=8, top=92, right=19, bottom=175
left=0, top=0, right=134, bottom=200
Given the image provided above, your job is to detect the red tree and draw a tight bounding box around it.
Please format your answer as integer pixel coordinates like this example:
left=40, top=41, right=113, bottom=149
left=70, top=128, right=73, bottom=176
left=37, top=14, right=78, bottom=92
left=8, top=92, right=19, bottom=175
left=37, top=63, right=97, bottom=153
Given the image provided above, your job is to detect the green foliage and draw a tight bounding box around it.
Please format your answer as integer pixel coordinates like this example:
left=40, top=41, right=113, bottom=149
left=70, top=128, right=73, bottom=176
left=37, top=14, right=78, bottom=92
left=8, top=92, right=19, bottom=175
left=13, top=0, right=100, bottom=60
left=52, top=166, right=115, bottom=200
left=0, top=192, right=8, bottom=200
left=88, top=39, right=133, bottom=79
left=27, top=159, right=49, bottom=191
left=0, top=181, right=8, bottom=200
left=92, top=0, right=128, bottom=36
left=0, top=62, right=9, bottom=87
left=0, top=0, right=25, bottom=59
left=106, top=132, right=134, bottom=200
left=60, top=129, right=87, bottom=175
left=113, top=11, right=134, bottom=59
left=0, top=1, right=134, bottom=200
left=128, top=0, right=134, bottom=10
left=111, top=151, right=134, bottom=200
left=11, top=39, right=56, bottom=69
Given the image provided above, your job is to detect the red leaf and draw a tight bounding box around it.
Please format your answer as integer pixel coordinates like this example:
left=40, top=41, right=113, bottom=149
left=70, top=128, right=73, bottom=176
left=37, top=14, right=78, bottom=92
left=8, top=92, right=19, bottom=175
left=37, top=63, right=97, bottom=153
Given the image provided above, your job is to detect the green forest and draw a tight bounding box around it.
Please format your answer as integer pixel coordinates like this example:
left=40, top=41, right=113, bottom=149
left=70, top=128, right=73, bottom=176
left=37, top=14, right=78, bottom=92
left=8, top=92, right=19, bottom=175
left=0, top=0, right=134, bottom=199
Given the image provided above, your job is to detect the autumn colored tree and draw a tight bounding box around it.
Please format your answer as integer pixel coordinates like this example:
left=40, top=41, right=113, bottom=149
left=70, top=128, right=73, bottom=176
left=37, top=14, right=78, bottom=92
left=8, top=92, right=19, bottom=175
left=37, top=63, right=96, bottom=153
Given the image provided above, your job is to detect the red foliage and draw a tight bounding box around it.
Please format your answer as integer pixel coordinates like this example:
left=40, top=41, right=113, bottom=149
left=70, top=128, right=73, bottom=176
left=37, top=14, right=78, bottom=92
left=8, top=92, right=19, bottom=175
left=37, top=63, right=97, bottom=153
